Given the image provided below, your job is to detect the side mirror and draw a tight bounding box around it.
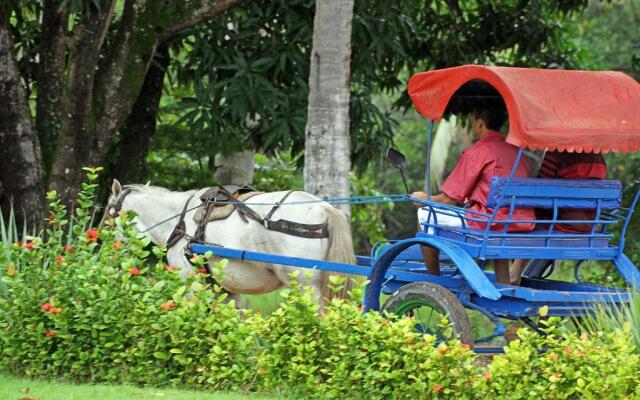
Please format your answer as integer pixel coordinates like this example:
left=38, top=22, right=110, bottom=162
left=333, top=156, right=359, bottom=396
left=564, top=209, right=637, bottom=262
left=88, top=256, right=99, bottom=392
left=386, top=147, right=409, bottom=194
left=386, top=147, right=407, bottom=170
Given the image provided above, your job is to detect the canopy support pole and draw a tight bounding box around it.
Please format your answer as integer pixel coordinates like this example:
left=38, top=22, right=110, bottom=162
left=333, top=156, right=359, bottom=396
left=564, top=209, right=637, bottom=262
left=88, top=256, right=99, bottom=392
left=425, top=120, right=435, bottom=198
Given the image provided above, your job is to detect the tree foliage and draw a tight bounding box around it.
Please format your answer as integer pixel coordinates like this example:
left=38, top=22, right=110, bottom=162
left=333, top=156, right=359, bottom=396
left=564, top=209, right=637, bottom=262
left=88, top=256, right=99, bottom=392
left=158, top=0, right=589, bottom=180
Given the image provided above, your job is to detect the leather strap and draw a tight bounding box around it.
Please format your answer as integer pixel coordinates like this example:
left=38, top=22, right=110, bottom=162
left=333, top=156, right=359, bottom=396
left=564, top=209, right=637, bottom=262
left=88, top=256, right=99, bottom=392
left=166, top=193, right=195, bottom=249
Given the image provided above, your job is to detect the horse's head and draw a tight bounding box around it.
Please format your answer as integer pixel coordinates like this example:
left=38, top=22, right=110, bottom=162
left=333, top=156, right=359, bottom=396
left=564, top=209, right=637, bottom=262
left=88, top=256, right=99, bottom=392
left=104, top=179, right=132, bottom=221
left=104, top=180, right=181, bottom=246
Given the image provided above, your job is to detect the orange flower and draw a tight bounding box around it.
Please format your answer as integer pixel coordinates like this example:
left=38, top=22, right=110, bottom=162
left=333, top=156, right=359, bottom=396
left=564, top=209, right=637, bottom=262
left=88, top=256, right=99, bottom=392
left=45, top=330, right=56, bottom=337
left=65, top=245, right=74, bottom=253
left=405, top=338, right=414, bottom=346
left=161, top=300, right=176, bottom=311
left=163, top=264, right=177, bottom=271
left=435, top=343, right=448, bottom=355
left=48, top=306, right=61, bottom=315
left=85, top=229, right=99, bottom=243
left=55, top=255, right=64, bottom=265
left=129, top=267, right=140, bottom=277
left=198, top=267, right=208, bottom=275
left=112, top=240, right=122, bottom=250
left=432, top=384, right=443, bottom=394
left=41, top=303, right=52, bottom=312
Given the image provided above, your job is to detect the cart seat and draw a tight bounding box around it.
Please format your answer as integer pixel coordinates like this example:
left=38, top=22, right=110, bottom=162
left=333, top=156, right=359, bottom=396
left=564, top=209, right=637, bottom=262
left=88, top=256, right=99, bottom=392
left=419, top=178, right=626, bottom=260
left=435, top=227, right=611, bottom=247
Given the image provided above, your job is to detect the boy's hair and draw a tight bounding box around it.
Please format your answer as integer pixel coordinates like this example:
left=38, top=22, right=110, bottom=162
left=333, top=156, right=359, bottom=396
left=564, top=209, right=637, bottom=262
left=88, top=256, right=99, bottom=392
left=472, top=101, right=507, bottom=131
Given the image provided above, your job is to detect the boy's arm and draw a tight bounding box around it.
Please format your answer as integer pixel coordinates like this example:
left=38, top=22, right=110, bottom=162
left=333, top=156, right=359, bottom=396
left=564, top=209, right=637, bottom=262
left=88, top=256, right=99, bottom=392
left=411, top=191, right=457, bottom=205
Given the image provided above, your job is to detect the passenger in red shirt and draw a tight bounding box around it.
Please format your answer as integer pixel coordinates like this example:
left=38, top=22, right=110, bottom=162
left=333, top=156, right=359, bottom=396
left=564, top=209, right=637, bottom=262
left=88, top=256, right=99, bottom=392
left=413, top=102, right=534, bottom=284
left=510, top=151, right=607, bottom=284
left=537, top=150, right=607, bottom=232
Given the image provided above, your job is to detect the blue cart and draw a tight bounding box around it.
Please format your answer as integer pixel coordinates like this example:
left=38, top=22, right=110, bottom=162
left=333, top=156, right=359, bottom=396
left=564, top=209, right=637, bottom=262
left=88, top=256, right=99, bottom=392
left=191, top=65, right=640, bottom=346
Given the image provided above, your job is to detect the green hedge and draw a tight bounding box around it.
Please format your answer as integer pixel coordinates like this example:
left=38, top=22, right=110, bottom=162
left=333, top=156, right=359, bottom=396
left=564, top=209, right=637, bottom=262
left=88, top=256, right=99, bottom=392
left=1, top=173, right=639, bottom=399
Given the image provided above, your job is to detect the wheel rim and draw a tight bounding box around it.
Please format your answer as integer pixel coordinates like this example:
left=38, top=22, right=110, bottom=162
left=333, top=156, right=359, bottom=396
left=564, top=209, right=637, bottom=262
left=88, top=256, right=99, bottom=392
left=393, top=299, right=451, bottom=339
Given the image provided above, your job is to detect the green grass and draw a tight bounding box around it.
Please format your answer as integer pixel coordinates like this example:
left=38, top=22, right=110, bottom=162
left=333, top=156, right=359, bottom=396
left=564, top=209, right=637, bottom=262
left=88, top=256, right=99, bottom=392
left=0, top=374, right=282, bottom=400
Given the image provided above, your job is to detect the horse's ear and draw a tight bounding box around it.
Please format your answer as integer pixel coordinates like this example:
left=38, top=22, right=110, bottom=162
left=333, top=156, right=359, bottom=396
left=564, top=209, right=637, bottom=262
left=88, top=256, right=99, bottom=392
left=112, top=179, right=122, bottom=196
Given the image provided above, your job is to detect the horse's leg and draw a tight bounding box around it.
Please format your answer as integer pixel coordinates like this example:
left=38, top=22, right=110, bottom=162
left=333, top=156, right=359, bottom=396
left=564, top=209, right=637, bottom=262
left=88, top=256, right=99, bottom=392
left=166, top=239, right=194, bottom=281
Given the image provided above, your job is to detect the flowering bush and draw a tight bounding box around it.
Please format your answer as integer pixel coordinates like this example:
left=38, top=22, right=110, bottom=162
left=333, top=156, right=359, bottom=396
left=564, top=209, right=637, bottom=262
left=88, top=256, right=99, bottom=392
left=0, top=170, right=639, bottom=398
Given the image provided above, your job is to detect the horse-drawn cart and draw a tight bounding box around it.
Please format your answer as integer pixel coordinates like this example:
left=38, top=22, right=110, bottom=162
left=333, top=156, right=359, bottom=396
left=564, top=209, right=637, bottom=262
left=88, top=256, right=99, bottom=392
left=189, top=65, right=640, bottom=348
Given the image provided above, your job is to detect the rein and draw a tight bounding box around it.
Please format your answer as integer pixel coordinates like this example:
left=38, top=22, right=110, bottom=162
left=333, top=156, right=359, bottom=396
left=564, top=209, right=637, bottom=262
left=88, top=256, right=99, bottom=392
left=130, top=193, right=410, bottom=236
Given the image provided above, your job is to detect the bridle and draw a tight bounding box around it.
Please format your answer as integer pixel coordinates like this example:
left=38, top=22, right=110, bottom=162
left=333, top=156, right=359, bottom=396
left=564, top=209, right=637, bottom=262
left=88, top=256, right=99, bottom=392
left=108, top=188, right=132, bottom=218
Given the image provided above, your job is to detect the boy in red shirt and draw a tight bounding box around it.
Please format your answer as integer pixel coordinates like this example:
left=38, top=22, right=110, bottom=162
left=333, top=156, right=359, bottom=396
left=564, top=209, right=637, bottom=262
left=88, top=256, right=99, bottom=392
left=413, top=102, right=534, bottom=284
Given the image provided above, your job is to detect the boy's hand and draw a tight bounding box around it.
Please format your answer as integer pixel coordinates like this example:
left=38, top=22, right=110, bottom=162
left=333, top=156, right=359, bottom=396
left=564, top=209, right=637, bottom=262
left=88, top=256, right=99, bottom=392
left=411, top=191, right=427, bottom=206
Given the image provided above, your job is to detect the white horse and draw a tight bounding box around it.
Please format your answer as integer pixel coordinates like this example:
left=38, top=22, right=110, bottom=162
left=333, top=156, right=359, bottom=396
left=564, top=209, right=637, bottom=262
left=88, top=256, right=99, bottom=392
left=106, top=180, right=356, bottom=307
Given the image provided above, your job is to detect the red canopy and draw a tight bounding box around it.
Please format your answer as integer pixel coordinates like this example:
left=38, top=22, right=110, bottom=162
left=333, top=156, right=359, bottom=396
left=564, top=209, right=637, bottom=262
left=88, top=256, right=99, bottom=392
left=408, top=65, right=640, bottom=153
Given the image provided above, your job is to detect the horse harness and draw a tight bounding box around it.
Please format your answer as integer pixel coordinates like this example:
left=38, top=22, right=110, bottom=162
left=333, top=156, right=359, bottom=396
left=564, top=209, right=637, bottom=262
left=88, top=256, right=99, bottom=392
left=109, top=188, right=133, bottom=218
left=166, top=186, right=329, bottom=251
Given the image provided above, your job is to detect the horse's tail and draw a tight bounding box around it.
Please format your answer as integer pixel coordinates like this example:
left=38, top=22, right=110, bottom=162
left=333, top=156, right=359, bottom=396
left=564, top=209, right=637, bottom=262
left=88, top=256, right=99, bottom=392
left=320, top=205, right=357, bottom=304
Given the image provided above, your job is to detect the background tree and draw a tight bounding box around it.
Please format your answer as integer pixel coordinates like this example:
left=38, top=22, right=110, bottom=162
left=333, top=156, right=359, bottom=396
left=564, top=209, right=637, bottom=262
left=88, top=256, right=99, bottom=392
left=304, top=0, right=354, bottom=215
left=0, top=0, right=238, bottom=228
left=144, top=0, right=589, bottom=190
left=1, top=0, right=589, bottom=230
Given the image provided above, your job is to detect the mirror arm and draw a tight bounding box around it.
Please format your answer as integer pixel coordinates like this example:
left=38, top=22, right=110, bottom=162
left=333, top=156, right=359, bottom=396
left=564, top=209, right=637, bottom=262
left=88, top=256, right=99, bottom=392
left=399, top=167, right=409, bottom=195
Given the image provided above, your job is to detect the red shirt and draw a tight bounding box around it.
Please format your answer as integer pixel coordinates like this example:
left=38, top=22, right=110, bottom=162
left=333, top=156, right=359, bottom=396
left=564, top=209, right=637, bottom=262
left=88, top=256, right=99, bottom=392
left=536, top=151, right=607, bottom=233
left=538, top=151, right=606, bottom=180
left=440, top=131, right=535, bottom=232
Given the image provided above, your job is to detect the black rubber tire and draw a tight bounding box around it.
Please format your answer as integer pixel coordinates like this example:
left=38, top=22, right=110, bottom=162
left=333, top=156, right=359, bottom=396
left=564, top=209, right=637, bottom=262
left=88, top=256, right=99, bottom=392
left=381, top=282, right=473, bottom=345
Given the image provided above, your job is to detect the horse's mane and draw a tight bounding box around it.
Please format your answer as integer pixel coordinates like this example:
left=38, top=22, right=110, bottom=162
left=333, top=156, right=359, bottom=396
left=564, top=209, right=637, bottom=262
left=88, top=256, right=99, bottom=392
left=123, top=184, right=198, bottom=196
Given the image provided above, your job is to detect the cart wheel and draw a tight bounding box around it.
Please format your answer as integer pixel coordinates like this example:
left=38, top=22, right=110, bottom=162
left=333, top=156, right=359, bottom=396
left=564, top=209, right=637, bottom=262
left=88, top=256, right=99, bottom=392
left=381, top=282, right=473, bottom=345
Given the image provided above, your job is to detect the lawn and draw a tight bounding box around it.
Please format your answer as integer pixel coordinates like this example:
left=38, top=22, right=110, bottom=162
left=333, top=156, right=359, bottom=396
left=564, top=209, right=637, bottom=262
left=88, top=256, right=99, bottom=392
left=0, top=374, right=282, bottom=400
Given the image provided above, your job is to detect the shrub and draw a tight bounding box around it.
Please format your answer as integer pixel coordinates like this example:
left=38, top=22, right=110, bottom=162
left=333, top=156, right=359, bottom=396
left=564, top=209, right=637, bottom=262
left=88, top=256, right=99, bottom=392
left=1, top=171, right=639, bottom=399
left=477, top=314, right=640, bottom=399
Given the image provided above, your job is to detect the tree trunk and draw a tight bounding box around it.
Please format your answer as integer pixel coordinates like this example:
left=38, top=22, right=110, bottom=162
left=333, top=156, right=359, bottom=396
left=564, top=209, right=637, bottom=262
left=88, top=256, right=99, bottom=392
left=0, top=13, right=47, bottom=228
left=36, top=0, right=68, bottom=174
left=303, top=0, right=354, bottom=217
left=47, top=0, right=239, bottom=206
left=112, top=44, right=170, bottom=184
left=214, top=150, right=256, bottom=186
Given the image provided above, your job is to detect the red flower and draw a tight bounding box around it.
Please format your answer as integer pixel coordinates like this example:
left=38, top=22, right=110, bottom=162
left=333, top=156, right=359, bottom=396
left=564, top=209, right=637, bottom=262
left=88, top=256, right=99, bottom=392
left=55, top=255, right=64, bottom=265
left=41, top=303, right=52, bottom=312
left=25, top=241, right=35, bottom=250
left=161, top=300, right=176, bottom=311
left=45, top=330, right=56, bottom=337
left=198, top=266, right=208, bottom=275
left=405, top=338, right=414, bottom=346
left=49, top=212, right=56, bottom=220
left=65, top=245, right=74, bottom=253
left=85, top=229, right=99, bottom=243
left=112, top=240, right=122, bottom=250
left=432, top=384, right=443, bottom=394
left=129, top=267, right=140, bottom=277
left=163, top=264, right=177, bottom=271
left=49, top=306, right=61, bottom=315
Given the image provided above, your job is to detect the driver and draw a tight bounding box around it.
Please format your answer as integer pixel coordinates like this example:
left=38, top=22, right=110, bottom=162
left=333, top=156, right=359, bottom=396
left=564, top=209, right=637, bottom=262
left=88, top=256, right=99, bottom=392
left=412, top=101, right=535, bottom=284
